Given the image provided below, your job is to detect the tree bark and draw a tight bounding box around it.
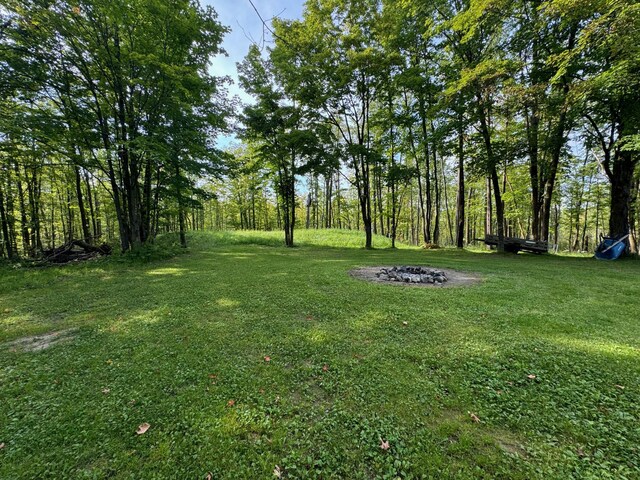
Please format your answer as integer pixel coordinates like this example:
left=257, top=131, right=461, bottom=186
left=455, top=117, right=465, bottom=248
left=608, top=150, right=636, bottom=240
left=0, top=185, right=15, bottom=259
left=14, top=162, right=30, bottom=256
left=74, top=166, right=91, bottom=243
left=175, top=164, right=187, bottom=248
left=419, top=96, right=432, bottom=243
left=477, top=91, right=504, bottom=251
left=431, top=124, right=441, bottom=244
left=629, top=177, right=639, bottom=254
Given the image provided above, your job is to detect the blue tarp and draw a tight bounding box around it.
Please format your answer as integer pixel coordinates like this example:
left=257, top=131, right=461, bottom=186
left=595, top=237, right=627, bottom=260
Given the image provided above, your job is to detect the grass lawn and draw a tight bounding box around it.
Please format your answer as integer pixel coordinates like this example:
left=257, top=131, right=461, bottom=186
left=1, top=230, right=639, bottom=479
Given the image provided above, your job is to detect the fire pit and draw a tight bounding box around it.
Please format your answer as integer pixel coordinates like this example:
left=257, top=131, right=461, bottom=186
left=349, top=266, right=482, bottom=288
left=376, top=266, right=448, bottom=284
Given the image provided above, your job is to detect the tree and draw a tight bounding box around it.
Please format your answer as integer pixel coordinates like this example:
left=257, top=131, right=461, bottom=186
left=271, top=0, right=391, bottom=249
left=1, top=0, right=228, bottom=253
left=442, top=0, right=517, bottom=251
left=549, top=0, right=640, bottom=249
left=509, top=0, right=579, bottom=242
left=239, top=45, right=330, bottom=247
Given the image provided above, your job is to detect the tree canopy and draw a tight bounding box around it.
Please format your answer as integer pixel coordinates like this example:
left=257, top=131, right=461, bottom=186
left=1, top=0, right=638, bottom=257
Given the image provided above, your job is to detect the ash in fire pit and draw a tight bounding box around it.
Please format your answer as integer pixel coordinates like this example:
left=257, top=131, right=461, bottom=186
left=376, top=266, right=448, bottom=284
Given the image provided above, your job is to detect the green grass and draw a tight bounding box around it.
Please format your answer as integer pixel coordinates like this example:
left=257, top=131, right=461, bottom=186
left=1, top=229, right=639, bottom=479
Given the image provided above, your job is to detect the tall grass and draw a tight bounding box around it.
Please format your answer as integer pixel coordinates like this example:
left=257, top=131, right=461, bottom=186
left=187, top=228, right=414, bottom=250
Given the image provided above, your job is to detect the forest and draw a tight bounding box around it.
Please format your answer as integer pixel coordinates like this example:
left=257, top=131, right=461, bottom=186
left=1, top=0, right=639, bottom=258
left=2, top=2, right=640, bottom=478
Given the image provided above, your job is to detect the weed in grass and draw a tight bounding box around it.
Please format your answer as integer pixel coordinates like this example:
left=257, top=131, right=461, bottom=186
left=0, top=229, right=638, bottom=479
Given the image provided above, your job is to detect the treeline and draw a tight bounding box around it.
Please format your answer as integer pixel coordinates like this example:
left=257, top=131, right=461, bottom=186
left=1, top=0, right=639, bottom=260
left=0, top=0, right=228, bottom=259
left=228, top=0, right=639, bottom=252
left=201, top=146, right=614, bottom=252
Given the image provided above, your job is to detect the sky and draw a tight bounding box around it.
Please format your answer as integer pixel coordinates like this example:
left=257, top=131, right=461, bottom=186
left=205, top=0, right=305, bottom=105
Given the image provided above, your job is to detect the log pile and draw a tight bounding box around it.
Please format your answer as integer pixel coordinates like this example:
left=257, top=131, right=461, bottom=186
left=375, top=266, right=448, bottom=284
left=42, top=240, right=112, bottom=264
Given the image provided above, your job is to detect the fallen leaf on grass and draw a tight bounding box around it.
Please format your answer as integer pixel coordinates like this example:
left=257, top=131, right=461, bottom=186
left=206, top=473, right=212, bottom=480
left=469, top=412, right=481, bottom=423
left=322, top=364, right=329, bottom=372
left=208, top=374, right=218, bottom=379
left=136, top=423, right=150, bottom=435
left=615, top=385, right=625, bottom=390
left=527, top=374, right=536, bottom=379
left=101, top=388, right=110, bottom=394
left=227, top=399, right=236, bottom=407
left=264, top=356, right=271, bottom=362
left=273, top=465, right=282, bottom=478
left=379, top=438, right=390, bottom=451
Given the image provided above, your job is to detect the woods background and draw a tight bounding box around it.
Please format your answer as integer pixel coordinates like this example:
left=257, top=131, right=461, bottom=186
left=1, top=0, right=638, bottom=258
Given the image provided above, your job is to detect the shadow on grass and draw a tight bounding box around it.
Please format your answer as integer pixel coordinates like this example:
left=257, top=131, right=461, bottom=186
left=0, top=233, right=639, bottom=478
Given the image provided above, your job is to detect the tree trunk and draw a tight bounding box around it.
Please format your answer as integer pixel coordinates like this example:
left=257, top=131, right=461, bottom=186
left=306, top=189, right=312, bottom=229
left=608, top=150, right=636, bottom=241
left=75, top=166, right=92, bottom=243
left=485, top=176, right=493, bottom=239
left=141, top=156, right=153, bottom=243
left=431, top=126, right=441, bottom=244
left=83, top=171, right=98, bottom=240
left=419, top=97, right=432, bottom=243
left=355, top=153, right=373, bottom=249
left=14, top=162, right=30, bottom=256
left=629, top=177, right=639, bottom=254
left=477, top=90, right=504, bottom=251
left=324, top=172, right=333, bottom=228
left=335, top=173, right=342, bottom=229
left=0, top=185, right=15, bottom=259
left=491, top=166, right=506, bottom=251
left=526, top=101, right=542, bottom=241
left=455, top=119, right=465, bottom=248
left=25, top=163, right=42, bottom=254
left=466, top=187, right=474, bottom=245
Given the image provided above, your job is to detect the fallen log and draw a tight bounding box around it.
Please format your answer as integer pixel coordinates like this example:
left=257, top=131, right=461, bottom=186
left=42, top=240, right=112, bottom=264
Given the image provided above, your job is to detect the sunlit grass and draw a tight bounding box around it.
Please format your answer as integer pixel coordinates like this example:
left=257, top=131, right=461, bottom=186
left=0, top=229, right=638, bottom=479
left=190, top=228, right=408, bottom=250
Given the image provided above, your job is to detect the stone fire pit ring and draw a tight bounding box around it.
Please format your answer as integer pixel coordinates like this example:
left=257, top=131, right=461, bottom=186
left=349, top=265, right=482, bottom=288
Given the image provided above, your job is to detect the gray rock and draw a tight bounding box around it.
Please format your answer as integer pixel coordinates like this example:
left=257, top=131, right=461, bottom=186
left=375, top=266, right=449, bottom=285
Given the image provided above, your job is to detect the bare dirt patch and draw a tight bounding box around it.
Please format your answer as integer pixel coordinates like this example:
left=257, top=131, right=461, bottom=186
left=496, top=437, right=529, bottom=458
left=4, top=329, right=76, bottom=352
left=349, top=266, right=482, bottom=288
